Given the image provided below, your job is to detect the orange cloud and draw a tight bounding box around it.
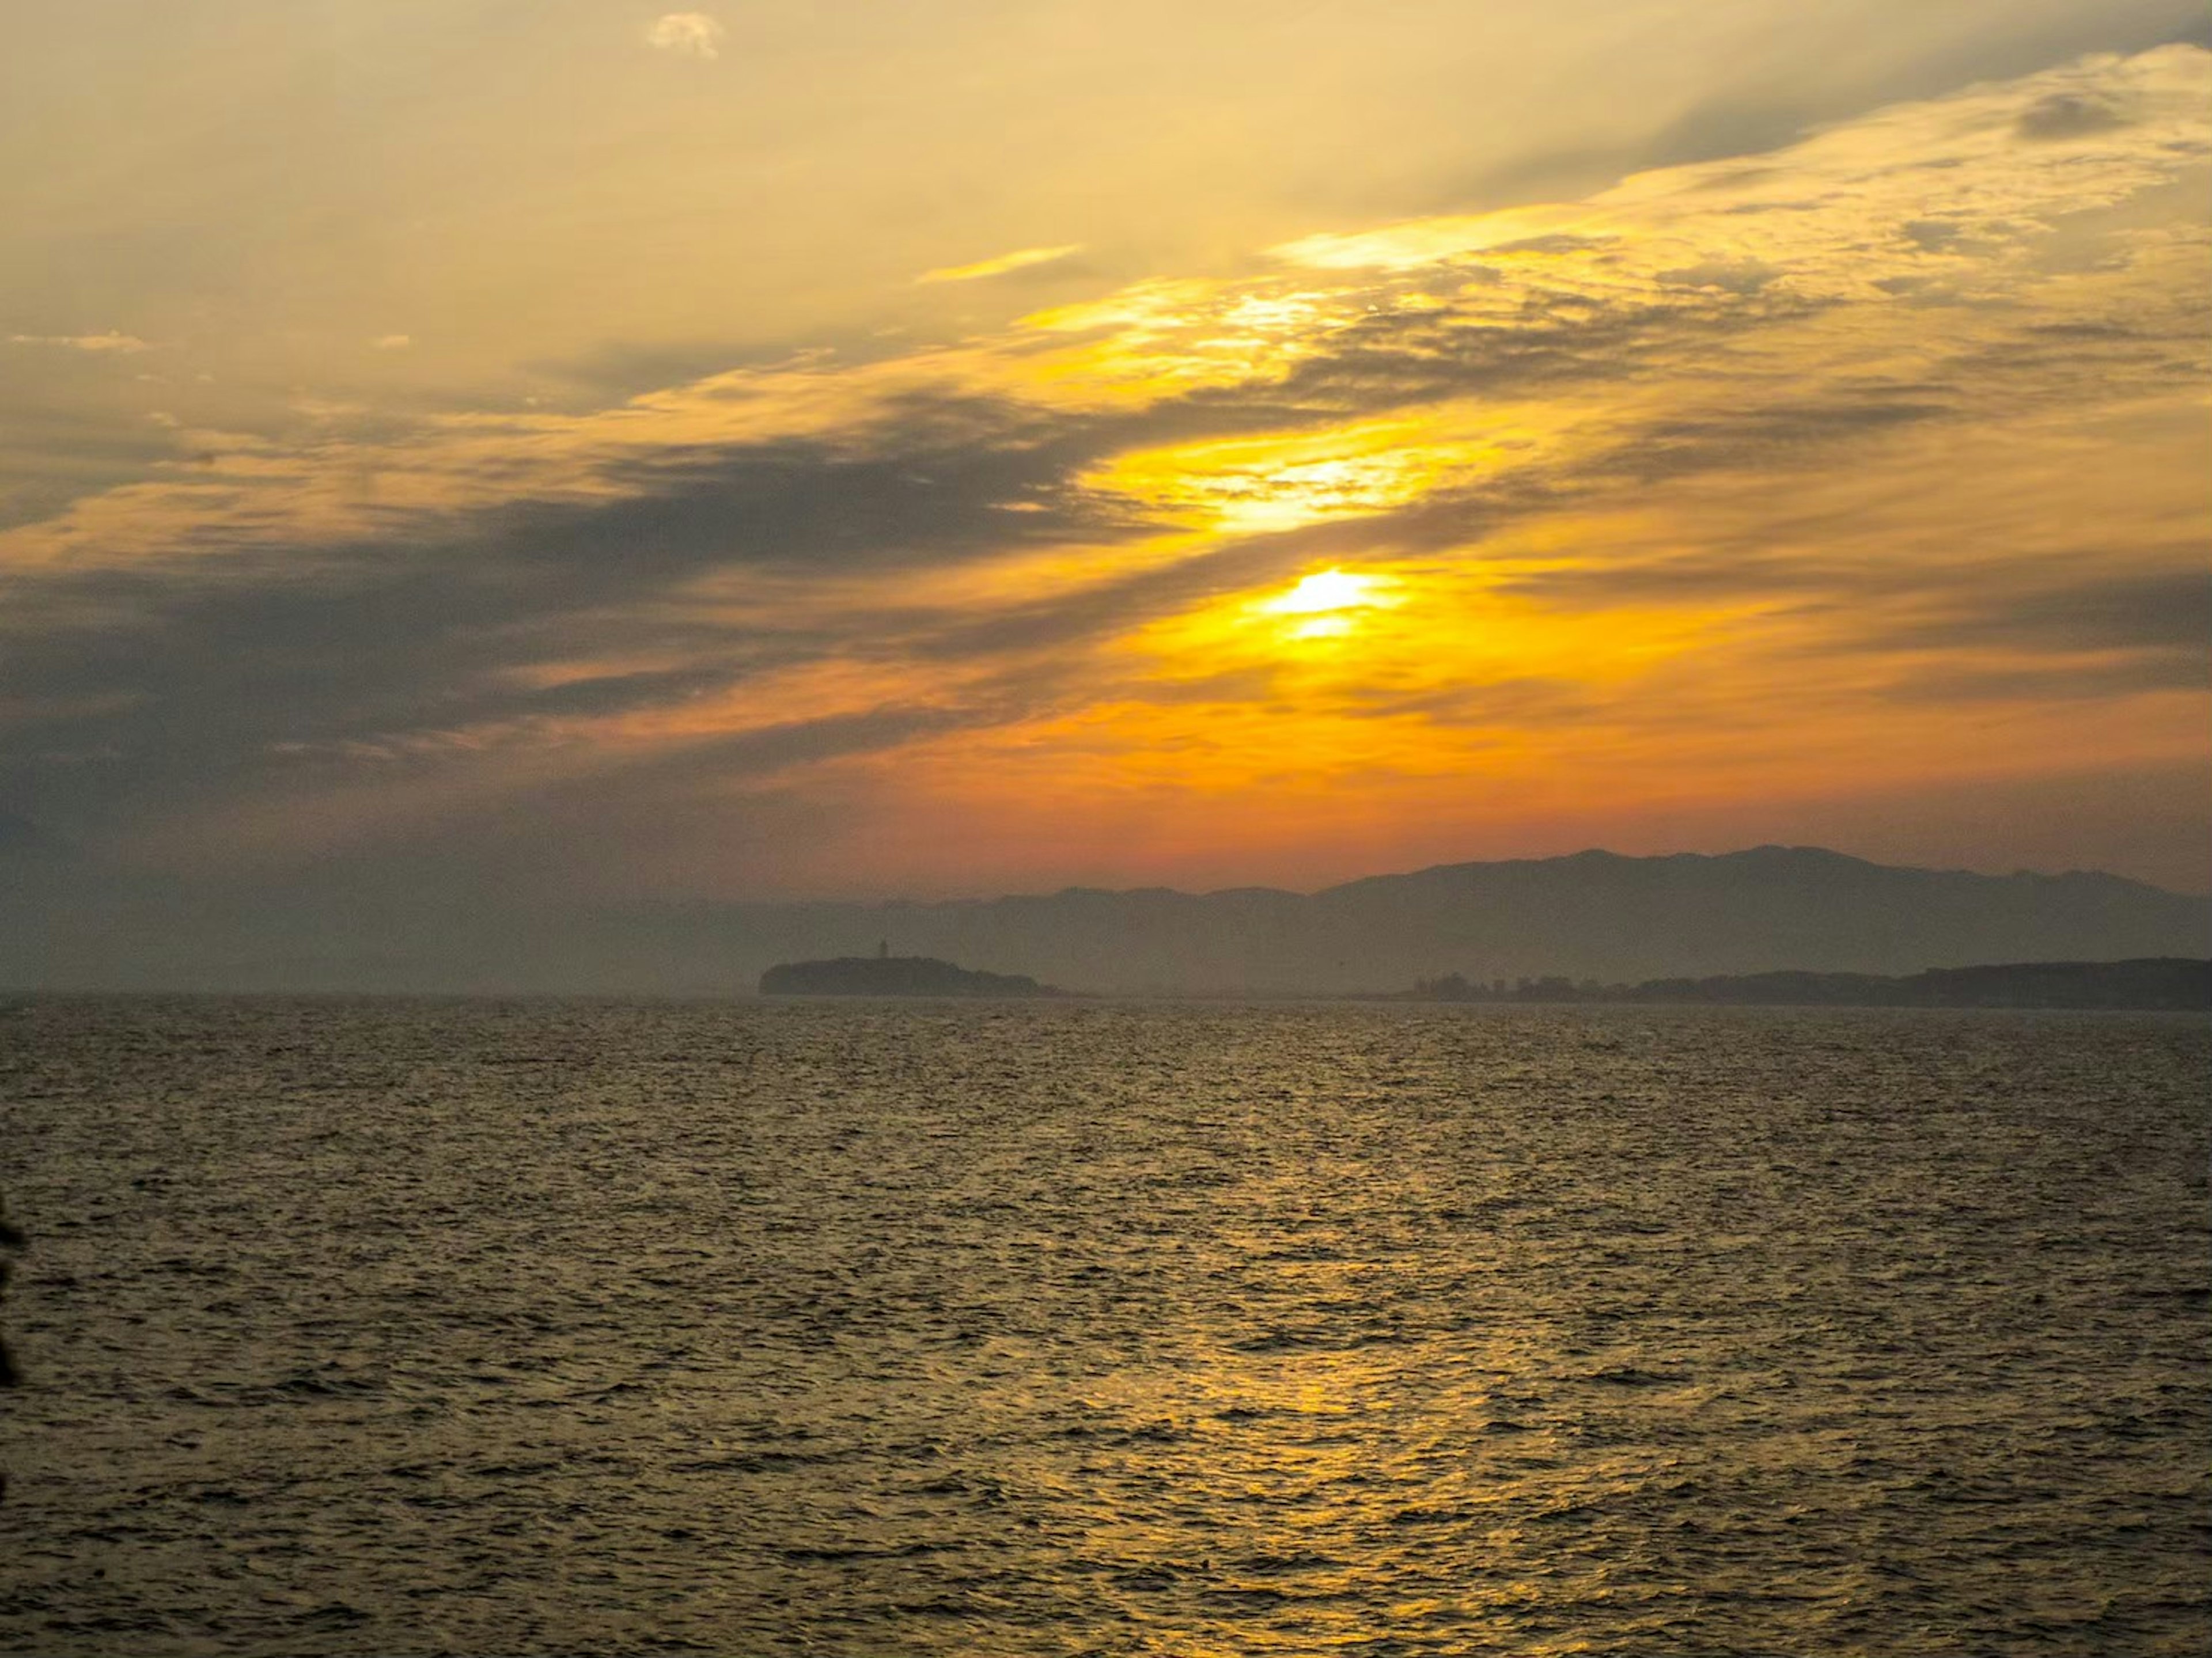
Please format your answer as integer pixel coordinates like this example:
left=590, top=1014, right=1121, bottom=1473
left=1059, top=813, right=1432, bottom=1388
left=3, top=46, right=2206, bottom=897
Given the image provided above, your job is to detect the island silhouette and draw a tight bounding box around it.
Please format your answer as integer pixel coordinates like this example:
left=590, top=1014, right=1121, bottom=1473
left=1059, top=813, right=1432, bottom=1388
left=760, top=949, right=1062, bottom=998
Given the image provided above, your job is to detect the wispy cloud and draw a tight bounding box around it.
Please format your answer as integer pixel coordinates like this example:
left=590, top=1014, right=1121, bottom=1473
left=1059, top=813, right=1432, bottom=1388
left=7, top=331, right=151, bottom=354
left=917, top=245, right=1086, bottom=284
left=645, top=13, right=725, bottom=60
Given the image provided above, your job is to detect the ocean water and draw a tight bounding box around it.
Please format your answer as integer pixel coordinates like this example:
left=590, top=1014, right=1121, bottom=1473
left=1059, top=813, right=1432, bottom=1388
left=0, top=996, right=2205, bottom=1657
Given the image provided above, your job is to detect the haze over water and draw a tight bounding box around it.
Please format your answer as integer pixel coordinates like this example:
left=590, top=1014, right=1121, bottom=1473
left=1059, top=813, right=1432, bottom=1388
left=2, top=996, right=2205, bottom=1655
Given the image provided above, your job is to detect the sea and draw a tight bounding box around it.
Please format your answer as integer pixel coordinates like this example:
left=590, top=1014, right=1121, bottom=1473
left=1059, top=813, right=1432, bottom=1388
left=0, top=996, right=2205, bottom=1657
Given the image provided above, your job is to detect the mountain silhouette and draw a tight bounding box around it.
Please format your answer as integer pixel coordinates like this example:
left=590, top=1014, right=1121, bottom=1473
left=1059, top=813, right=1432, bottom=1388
left=694, top=847, right=2208, bottom=996
left=31, top=844, right=2199, bottom=995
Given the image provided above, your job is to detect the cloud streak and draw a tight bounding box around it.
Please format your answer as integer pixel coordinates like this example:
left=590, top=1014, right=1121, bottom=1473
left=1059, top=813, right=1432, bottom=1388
left=6, top=332, right=152, bottom=354
left=918, top=245, right=1088, bottom=284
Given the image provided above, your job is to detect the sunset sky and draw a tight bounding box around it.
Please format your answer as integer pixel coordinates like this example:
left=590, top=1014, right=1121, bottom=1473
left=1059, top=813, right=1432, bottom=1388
left=3, top=1, right=2208, bottom=982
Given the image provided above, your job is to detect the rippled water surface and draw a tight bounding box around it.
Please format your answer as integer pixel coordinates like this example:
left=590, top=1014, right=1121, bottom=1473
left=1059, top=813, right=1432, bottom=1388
left=2, top=997, right=2206, bottom=1656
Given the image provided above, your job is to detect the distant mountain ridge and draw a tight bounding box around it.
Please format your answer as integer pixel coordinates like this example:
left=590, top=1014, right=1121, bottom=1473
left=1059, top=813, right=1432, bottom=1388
left=691, top=846, right=2208, bottom=997
left=28, top=844, right=2200, bottom=995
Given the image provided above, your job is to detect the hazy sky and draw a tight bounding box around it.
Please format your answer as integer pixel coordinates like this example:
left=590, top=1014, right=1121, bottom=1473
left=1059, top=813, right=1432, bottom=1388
left=3, top=0, right=2208, bottom=973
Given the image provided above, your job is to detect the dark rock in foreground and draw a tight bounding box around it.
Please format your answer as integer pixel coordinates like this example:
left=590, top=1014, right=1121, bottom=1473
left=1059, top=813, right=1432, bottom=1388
left=759, top=955, right=1060, bottom=998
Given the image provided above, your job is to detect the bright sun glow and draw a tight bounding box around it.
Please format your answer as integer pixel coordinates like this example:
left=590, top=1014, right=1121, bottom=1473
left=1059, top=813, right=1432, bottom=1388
left=1262, top=568, right=1385, bottom=614
left=1262, top=568, right=1370, bottom=614
left=1255, top=567, right=1400, bottom=640
left=1078, top=415, right=1521, bottom=537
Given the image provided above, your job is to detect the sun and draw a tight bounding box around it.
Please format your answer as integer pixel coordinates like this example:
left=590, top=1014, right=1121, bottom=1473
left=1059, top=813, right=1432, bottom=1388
left=1263, top=568, right=1379, bottom=615
left=1255, top=567, right=1400, bottom=640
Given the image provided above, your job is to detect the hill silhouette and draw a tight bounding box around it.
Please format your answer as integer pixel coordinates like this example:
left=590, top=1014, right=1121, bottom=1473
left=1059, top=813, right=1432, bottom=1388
left=696, top=847, right=2210, bottom=996
left=35, top=844, right=2200, bottom=995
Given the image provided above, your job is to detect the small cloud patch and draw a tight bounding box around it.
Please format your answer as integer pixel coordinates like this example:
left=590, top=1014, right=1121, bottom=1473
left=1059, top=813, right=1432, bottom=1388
left=2014, top=92, right=2129, bottom=142
left=371, top=334, right=413, bottom=352
left=918, top=244, right=1085, bottom=284
left=7, top=331, right=151, bottom=354
left=646, top=13, right=725, bottom=60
